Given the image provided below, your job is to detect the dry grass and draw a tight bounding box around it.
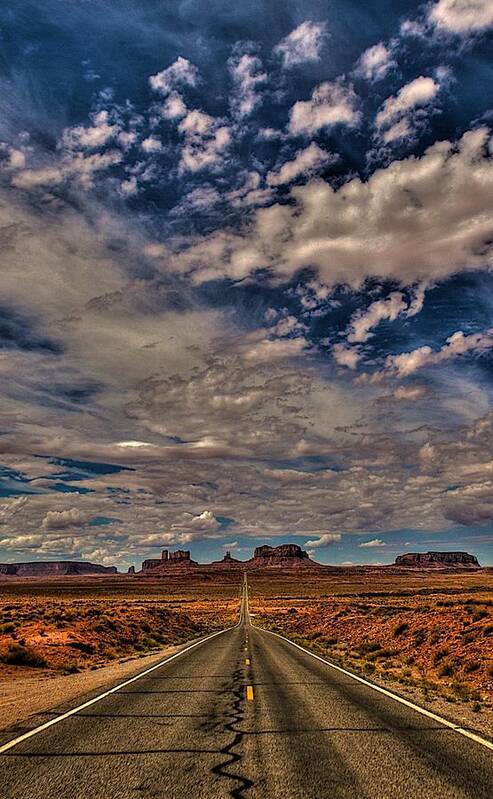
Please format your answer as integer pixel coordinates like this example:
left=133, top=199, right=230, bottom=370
left=248, top=569, right=493, bottom=710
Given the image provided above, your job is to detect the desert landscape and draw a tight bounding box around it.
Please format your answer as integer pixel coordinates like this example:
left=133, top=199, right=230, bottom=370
left=0, top=544, right=491, bottom=740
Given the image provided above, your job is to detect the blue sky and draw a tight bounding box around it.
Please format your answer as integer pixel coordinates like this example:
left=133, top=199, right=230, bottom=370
left=0, top=0, right=492, bottom=568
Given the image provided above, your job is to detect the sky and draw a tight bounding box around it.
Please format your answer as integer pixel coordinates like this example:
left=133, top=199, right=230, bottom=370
left=0, top=0, right=492, bottom=569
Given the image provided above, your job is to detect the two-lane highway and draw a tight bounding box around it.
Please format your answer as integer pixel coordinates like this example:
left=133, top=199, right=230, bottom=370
left=0, top=577, right=491, bottom=798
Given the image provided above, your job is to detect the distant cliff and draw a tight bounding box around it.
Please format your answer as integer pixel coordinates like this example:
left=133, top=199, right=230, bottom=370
left=141, top=549, right=198, bottom=572
left=245, top=544, right=314, bottom=569
left=0, top=561, right=118, bottom=577
left=395, top=551, right=481, bottom=569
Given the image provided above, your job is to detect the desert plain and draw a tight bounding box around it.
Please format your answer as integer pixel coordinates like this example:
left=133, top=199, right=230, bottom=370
left=0, top=567, right=492, bottom=739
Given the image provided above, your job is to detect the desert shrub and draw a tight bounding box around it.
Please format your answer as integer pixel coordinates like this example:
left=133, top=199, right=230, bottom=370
left=465, top=660, right=480, bottom=673
left=433, top=648, right=449, bottom=664
left=0, top=623, right=16, bottom=634
left=413, top=629, right=426, bottom=646
left=69, top=641, right=95, bottom=654
left=60, top=662, right=80, bottom=674
left=287, top=607, right=298, bottom=615
left=483, top=624, right=493, bottom=636
left=3, top=643, right=47, bottom=668
left=438, top=662, right=455, bottom=678
left=393, top=622, right=409, bottom=637
left=472, top=609, right=488, bottom=622
left=357, top=641, right=381, bottom=655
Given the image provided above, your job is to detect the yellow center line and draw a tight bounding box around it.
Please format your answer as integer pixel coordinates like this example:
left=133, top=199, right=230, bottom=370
left=245, top=658, right=250, bottom=665
left=246, top=685, right=254, bottom=701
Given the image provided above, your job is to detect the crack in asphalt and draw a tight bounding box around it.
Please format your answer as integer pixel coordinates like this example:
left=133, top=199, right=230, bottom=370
left=210, top=665, right=254, bottom=798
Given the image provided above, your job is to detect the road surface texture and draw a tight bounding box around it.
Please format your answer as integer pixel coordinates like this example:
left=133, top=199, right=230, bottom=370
left=0, top=579, right=491, bottom=798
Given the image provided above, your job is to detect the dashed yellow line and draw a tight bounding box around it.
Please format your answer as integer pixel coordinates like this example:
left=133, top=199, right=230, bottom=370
left=246, top=685, right=254, bottom=701
left=245, top=658, right=250, bottom=665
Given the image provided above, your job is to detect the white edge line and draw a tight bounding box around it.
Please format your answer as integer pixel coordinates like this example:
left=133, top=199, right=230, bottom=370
left=0, top=623, right=237, bottom=755
left=251, top=623, right=493, bottom=752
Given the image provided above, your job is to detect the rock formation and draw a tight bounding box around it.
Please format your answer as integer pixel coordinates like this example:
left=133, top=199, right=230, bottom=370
left=140, top=549, right=198, bottom=572
left=0, top=561, right=118, bottom=577
left=210, top=551, right=243, bottom=568
left=127, top=565, right=135, bottom=574
left=394, top=551, right=481, bottom=569
left=245, top=544, right=314, bottom=569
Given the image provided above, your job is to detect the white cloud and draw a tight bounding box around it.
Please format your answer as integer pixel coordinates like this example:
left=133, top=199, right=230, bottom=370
left=141, top=136, right=163, bottom=153
left=178, top=110, right=231, bottom=172
left=305, top=533, right=342, bottom=548
left=356, top=42, right=396, bottom=81
left=332, top=343, right=361, bottom=370
left=42, top=508, right=91, bottom=531
left=119, top=176, right=138, bottom=196
left=62, top=110, right=118, bottom=150
left=347, top=292, right=407, bottom=343
left=275, top=21, right=328, bottom=67
left=385, top=328, right=493, bottom=377
left=168, top=128, right=493, bottom=288
left=161, top=91, right=188, bottom=120
left=228, top=53, right=266, bottom=117
left=382, top=118, right=413, bottom=143
left=428, top=0, right=493, bottom=33
left=149, top=57, right=199, bottom=95
left=12, top=166, right=65, bottom=189
left=359, top=538, right=385, bottom=547
left=267, top=143, right=335, bottom=186
left=376, top=76, right=440, bottom=131
left=289, top=80, right=360, bottom=135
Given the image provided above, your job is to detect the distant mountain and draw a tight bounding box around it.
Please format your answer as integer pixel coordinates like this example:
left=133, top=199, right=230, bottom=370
left=141, top=549, right=198, bottom=573
left=245, top=544, right=316, bottom=569
left=0, top=561, right=118, bottom=577
left=394, top=551, right=481, bottom=569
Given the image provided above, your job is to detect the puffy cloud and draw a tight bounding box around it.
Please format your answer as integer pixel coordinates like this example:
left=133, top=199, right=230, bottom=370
left=275, top=20, right=328, bottom=67
left=267, top=143, right=335, bottom=186
left=141, top=136, right=163, bottom=153
left=169, top=128, right=493, bottom=288
left=178, top=110, right=231, bottom=172
left=332, top=343, right=361, bottom=370
left=305, top=533, right=342, bottom=548
left=289, top=80, right=360, bottom=135
left=149, top=57, right=199, bottom=95
left=12, top=166, right=65, bottom=189
left=356, top=42, right=396, bottom=81
left=428, top=0, right=493, bottom=33
left=375, top=76, right=440, bottom=132
left=347, top=292, right=407, bottom=344
left=228, top=53, right=266, bottom=118
left=161, top=91, right=187, bottom=120
left=359, top=538, right=385, bottom=547
left=62, top=110, right=118, bottom=150
left=42, top=508, right=92, bottom=531
left=385, top=328, right=493, bottom=377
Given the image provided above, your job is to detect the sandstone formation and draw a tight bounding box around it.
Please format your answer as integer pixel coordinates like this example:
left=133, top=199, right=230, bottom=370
left=0, top=561, right=118, bottom=577
left=141, top=549, right=198, bottom=573
left=210, top=551, right=243, bottom=568
left=394, top=551, right=481, bottom=569
left=245, top=544, right=314, bottom=569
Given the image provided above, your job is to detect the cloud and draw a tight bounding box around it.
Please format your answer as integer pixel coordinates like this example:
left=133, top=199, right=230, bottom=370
left=428, top=0, right=493, bottom=33
left=62, top=110, right=118, bottom=150
left=355, top=42, right=396, bottom=81
left=228, top=53, right=266, bottom=117
left=385, top=328, right=493, bottom=377
left=178, top=110, right=231, bottom=172
left=375, top=76, right=440, bottom=132
left=347, top=292, right=407, bottom=344
left=149, top=57, right=199, bottom=95
left=42, top=508, right=91, bottom=530
left=141, top=136, right=163, bottom=153
left=332, top=343, right=361, bottom=370
left=275, top=21, right=328, bottom=67
left=168, top=128, right=493, bottom=288
left=359, top=538, right=385, bottom=547
left=289, top=80, right=360, bottom=135
left=305, top=533, right=342, bottom=548
left=161, top=91, right=188, bottom=120
left=267, top=143, right=335, bottom=186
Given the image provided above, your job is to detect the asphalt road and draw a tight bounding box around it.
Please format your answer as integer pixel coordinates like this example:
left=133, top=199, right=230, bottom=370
left=0, top=580, right=492, bottom=798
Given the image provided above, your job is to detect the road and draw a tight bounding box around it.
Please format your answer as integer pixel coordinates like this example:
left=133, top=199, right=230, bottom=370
left=0, top=577, right=492, bottom=798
